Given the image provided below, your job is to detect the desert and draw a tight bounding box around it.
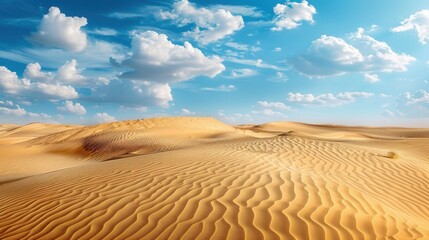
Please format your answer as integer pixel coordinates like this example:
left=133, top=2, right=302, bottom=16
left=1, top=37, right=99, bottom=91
left=0, top=117, right=428, bottom=239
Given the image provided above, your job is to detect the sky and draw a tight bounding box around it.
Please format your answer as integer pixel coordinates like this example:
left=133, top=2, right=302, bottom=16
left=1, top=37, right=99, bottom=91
left=0, top=0, right=429, bottom=126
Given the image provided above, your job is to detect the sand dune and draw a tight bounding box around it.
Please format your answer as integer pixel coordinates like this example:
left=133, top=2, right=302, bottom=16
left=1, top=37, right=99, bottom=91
left=0, top=117, right=428, bottom=239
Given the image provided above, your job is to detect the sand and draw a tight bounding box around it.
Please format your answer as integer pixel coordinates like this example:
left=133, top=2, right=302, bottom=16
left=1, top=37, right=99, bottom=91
left=0, top=117, right=428, bottom=239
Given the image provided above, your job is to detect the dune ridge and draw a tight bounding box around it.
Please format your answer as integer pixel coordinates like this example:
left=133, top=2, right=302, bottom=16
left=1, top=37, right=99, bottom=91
left=0, top=117, right=428, bottom=239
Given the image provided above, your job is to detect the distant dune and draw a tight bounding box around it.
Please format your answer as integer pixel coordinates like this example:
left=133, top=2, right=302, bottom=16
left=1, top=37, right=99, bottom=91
left=0, top=117, right=428, bottom=239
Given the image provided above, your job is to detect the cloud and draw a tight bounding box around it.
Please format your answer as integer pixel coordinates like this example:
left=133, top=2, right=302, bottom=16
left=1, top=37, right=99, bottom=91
left=271, top=71, right=288, bottom=82
left=229, top=68, right=257, bottom=78
left=57, top=100, right=87, bottom=115
left=201, top=84, right=236, bottom=92
left=0, top=101, right=52, bottom=120
left=211, top=5, right=263, bottom=17
left=116, top=31, right=225, bottom=84
left=274, top=47, right=282, bottom=52
left=225, top=42, right=261, bottom=52
left=288, top=91, right=374, bottom=106
left=181, top=108, right=196, bottom=115
left=0, top=105, right=26, bottom=116
left=272, top=0, right=316, bottom=31
left=290, top=28, right=416, bottom=77
left=225, top=57, right=287, bottom=71
left=93, top=80, right=173, bottom=108
left=0, top=66, right=78, bottom=99
left=94, top=112, right=116, bottom=123
left=364, top=73, right=380, bottom=83
left=159, top=0, right=244, bottom=44
left=56, top=59, right=86, bottom=83
left=257, top=101, right=291, bottom=110
left=88, top=28, right=118, bottom=36
left=30, top=7, right=88, bottom=52
left=392, top=10, right=429, bottom=44
left=24, top=63, right=53, bottom=82
left=251, top=109, right=287, bottom=117
left=403, top=90, right=429, bottom=105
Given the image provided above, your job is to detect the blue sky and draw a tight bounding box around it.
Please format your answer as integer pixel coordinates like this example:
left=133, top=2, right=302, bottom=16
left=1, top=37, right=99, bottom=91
left=0, top=0, right=429, bottom=126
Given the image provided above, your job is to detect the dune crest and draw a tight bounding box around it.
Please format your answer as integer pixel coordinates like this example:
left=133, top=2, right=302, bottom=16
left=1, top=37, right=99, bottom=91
left=1, top=117, right=428, bottom=239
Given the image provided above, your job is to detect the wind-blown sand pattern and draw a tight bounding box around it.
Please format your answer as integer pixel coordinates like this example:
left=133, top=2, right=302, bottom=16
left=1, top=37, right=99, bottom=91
left=0, top=117, right=428, bottom=239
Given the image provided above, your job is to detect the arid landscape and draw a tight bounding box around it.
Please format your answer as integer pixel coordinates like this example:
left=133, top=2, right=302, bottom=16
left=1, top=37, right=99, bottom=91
left=0, top=117, right=428, bottom=239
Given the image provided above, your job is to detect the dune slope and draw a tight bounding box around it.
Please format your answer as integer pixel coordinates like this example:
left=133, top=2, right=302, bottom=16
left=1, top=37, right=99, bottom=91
left=0, top=117, right=428, bottom=239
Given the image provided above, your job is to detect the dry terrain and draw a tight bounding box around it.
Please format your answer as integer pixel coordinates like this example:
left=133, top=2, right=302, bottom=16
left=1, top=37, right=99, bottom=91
left=0, top=117, right=428, bottom=239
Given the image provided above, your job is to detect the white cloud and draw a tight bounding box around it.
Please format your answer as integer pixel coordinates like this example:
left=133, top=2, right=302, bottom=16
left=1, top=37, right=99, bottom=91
left=159, top=0, right=244, bottom=44
left=364, top=73, right=380, bottom=83
left=291, top=28, right=416, bottom=77
left=272, top=0, right=316, bottom=31
left=392, top=10, right=429, bottom=44
left=251, top=109, right=287, bottom=117
left=57, top=100, right=87, bottom=115
left=24, top=62, right=53, bottom=82
left=403, top=90, right=429, bottom=105
left=0, top=105, right=26, bottom=116
left=30, top=7, right=88, bottom=52
left=94, top=112, right=116, bottom=123
left=116, top=31, right=225, bottom=84
left=93, top=80, right=173, bottom=108
left=217, top=110, right=253, bottom=124
left=181, top=108, right=196, bottom=115
left=0, top=102, right=52, bottom=121
left=0, top=65, right=78, bottom=99
left=225, top=57, right=286, bottom=71
left=274, top=47, right=282, bottom=52
left=230, top=68, right=257, bottom=78
left=225, top=42, right=261, bottom=52
left=257, top=101, right=291, bottom=111
left=88, top=28, right=118, bottom=36
left=211, top=5, right=263, bottom=18
left=56, top=59, right=86, bottom=83
left=271, top=71, right=288, bottom=82
left=201, top=84, right=236, bottom=92
left=288, top=91, right=374, bottom=106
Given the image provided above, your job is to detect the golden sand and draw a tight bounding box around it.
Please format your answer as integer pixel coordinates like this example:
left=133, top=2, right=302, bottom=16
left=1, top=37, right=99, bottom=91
left=0, top=117, right=428, bottom=239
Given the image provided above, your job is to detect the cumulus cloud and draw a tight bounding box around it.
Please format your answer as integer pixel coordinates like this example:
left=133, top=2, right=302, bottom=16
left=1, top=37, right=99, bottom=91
left=116, top=31, right=225, bottom=84
left=272, top=0, right=316, bottom=31
left=288, top=92, right=374, bottom=106
left=56, top=59, right=86, bottom=83
left=364, top=73, right=380, bottom=83
left=94, top=112, right=117, bottom=123
left=201, top=84, right=236, bottom=92
left=57, top=100, right=87, bottom=115
left=159, top=0, right=244, bottom=44
left=392, top=10, right=429, bottom=44
left=0, top=66, right=78, bottom=99
left=257, top=101, right=291, bottom=110
left=0, top=101, right=52, bottom=120
left=93, top=80, right=173, bottom=108
left=181, top=108, right=196, bottom=115
left=30, top=7, right=88, bottom=52
left=211, top=5, right=263, bottom=18
left=24, top=63, right=53, bottom=82
left=229, top=68, right=257, bottom=78
left=290, top=28, right=416, bottom=77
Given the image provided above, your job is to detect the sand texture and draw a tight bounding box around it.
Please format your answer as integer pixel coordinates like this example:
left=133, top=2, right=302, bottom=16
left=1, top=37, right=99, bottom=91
left=0, top=117, right=428, bottom=239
